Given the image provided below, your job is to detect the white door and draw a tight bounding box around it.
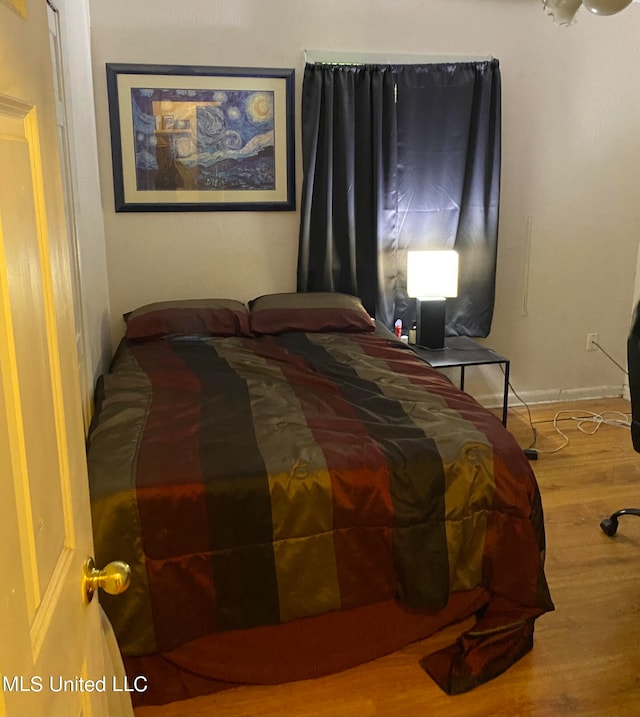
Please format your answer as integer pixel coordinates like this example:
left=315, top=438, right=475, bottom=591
left=0, top=1, right=130, bottom=715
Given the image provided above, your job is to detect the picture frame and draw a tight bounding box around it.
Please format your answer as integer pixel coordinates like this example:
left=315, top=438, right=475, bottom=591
left=105, top=63, right=296, bottom=212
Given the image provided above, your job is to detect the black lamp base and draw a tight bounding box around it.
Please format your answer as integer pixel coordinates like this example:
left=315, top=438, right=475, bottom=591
left=416, top=298, right=446, bottom=349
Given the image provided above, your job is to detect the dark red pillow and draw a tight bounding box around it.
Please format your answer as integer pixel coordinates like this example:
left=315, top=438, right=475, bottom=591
left=249, top=292, right=375, bottom=335
left=124, top=299, right=251, bottom=339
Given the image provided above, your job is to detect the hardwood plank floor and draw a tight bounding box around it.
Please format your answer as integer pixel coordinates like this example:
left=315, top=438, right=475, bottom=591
left=136, top=397, right=640, bottom=717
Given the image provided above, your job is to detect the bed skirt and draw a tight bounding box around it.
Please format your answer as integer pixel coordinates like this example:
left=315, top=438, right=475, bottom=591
left=125, top=588, right=489, bottom=707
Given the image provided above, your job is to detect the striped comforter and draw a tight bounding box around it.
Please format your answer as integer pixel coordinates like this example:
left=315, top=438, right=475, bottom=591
left=87, top=330, right=553, bottom=694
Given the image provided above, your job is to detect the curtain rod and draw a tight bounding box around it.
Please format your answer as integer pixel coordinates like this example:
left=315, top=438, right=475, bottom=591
left=304, top=50, right=494, bottom=65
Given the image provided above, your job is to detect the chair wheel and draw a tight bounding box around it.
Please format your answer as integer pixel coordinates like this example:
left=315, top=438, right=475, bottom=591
left=600, top=518, right=618, bottom=536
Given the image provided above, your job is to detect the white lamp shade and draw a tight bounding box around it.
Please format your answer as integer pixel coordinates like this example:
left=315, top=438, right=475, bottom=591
left=407, top=250, right=459, bottom=299
left=582, top=0, right=633, bottom=14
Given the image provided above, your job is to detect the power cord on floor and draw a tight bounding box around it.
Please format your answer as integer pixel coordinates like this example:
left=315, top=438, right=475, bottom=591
left=499, top=342, right=631, bottom=458
left=533, top=410, right=631, bottom=455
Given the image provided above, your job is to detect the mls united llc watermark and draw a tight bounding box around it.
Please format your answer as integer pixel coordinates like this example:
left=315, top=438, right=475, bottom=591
left=3, top=675, right=148, bottom=694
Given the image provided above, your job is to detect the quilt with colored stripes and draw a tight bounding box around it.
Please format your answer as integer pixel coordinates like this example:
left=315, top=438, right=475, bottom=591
left=87, top=331, right=553, bottom=694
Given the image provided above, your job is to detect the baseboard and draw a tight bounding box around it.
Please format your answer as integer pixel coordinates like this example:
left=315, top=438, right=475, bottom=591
left=476, top=385, right=628, bottom=410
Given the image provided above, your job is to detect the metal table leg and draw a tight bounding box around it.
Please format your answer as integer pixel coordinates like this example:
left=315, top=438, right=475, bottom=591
left=502, top=360, right=510, bottom=426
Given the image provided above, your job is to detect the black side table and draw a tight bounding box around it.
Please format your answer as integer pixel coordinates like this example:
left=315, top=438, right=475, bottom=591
left=411, top=336, right=510, bottom=426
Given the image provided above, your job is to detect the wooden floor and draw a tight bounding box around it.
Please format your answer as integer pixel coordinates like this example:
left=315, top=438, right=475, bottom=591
left=137, top=397, right=640, bottom=717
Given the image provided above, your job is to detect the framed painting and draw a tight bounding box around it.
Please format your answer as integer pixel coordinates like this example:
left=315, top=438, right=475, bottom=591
left=105, top=63, right=295, bottom=212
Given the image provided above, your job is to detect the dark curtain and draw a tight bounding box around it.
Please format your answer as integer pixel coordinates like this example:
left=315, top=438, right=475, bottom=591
left=297, top=64, right=398, bottom=322
left=297, top=60, right=501, bottom=336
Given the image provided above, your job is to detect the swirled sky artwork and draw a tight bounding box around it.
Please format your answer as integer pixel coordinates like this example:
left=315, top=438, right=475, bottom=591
left=131, top=86, right=276, bottom=192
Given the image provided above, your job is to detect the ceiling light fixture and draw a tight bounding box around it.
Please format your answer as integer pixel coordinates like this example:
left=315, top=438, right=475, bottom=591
left=543, top=0, right=633, bottom=25
left=582, top=0, right=633, bottom=14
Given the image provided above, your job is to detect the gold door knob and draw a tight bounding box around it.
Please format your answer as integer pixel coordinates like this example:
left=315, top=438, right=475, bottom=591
left=83, top=557, right=131, bottom=604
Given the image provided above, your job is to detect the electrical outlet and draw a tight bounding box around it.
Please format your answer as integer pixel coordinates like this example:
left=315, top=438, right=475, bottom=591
left=586, top=332, right=599, bottom=351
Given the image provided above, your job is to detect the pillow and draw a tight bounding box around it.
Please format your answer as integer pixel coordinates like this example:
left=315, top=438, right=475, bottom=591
left=124, top=299, right=251, bottom=339
left=249, top=292, right=375, bottom=335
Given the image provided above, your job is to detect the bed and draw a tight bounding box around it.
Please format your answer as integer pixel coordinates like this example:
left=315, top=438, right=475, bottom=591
left=87, top=292, right=553, bottom=707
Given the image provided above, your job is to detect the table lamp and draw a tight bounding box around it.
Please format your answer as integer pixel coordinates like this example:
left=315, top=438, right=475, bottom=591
left=407, top=250, right=459, bottom=349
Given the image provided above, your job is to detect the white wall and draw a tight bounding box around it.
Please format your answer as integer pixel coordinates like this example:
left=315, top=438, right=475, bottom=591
left=88, top=0, right=640, bottom=404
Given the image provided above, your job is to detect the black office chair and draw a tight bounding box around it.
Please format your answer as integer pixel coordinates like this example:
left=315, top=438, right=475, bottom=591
left=600, top=303, right=640, bottom=536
